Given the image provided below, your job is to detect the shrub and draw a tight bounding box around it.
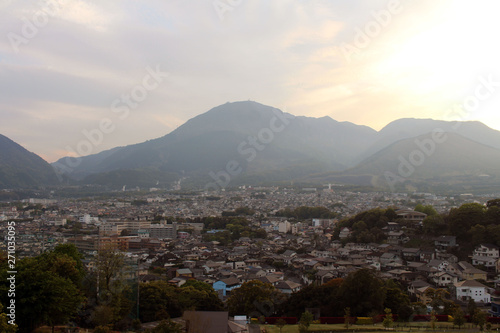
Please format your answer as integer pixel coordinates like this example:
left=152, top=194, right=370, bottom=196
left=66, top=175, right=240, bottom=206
left=356, top=317, right=374, bottom=325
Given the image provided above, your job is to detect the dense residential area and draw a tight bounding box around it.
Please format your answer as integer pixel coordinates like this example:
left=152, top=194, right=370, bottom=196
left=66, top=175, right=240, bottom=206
left=1, top=187, right=500, bottom=332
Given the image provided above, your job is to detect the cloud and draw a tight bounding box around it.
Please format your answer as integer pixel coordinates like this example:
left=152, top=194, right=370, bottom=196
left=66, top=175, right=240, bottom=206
left=1, top=0, right=500, bottom=162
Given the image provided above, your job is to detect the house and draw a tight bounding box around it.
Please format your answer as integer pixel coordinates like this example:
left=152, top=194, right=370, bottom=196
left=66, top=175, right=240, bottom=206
left=472, top=255, right=497, bottom=268
left=428, top=259, right=450, bottom=272
left=176, top=268, right=194, bottom=278
left=380, top=252, right=403, bottom=267
left=396, top=209, right=427, bottom=224
left=387, top=231, right=409, bottom=245
left=431, top=271, right=459, bottom=287
left=454, top=280, right=491, bottom=303
left=419, top=250, right=435, bottom=263
left=315, top=270, right=337, bottom=284
left=457, top=261, right=488, bottom=280
left=408, top=280, right=434, bottom=304
left=474, top=244, right=500, bottom=258
left=472, top=244, right=500, bottom=268
left=434, top=236, right=457, bottom=252
left=276, top=280, right=302, bottom=294
left=339, top=227, right=351, bottom=239
left=402, top=248, right=420, bottom=261
left=213, top=277, right=241, bottom=297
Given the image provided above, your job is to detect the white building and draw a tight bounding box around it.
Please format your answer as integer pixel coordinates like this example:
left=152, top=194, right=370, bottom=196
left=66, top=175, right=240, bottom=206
left=278, top=221, right=291, bottom=233
left=79, top=214, right=99, bottom=224
left=339, top=227, right=351, bottom=239
left=455, top=280, right=491, bottom=303
left=473, top=244, right=499, bottom=258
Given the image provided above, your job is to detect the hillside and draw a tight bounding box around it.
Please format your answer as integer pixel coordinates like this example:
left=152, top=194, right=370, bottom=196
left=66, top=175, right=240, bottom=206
left=310, top=132, right=500, bottom=191
left=53, top=101, right=377, bottom=188
left=0, top=134, right=59, bottom=189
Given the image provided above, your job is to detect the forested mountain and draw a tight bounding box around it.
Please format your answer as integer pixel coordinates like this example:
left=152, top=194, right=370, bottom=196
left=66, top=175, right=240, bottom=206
left=0, top=134, right=59, bottom=189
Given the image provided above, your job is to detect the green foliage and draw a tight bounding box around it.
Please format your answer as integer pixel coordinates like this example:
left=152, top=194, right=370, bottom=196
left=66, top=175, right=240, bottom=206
left=472, top=309, right=487, bottom=331
left=0, top=303, right=18, bottom=333
left=467, top=299, right=478, bottom=316
left=0, top=249, right=85, bottom=332
left=199, top=216, right=265, bottom=244
left=422, top=215, right=447, bottom=235
left=275, top=318, right=287, bottom=333
left=487, top=199, right=500, bottom=208
left=226, top=280, right=284, bottom=316
left=344, top=307, right=351, bottom=329
left=139, top=280, right=223, bottom=323
left=146, top=319, right=183, bottom=333
left=447, top=203, right=486, bottom=239
left=338, top=269, right=385, bottom=316
left=384, top=280, right=411, bottom=320
left=414, top=204, right=438, bottom=216
left=281, top=278, right=344, bottom=317
left=382, top=308, right=393, bottom=328
left=430, top=310, right=437, bottom=330
left=453, top=307, right=466, bottom=328
left=334, top=208, right=393, bottom=243
left=299, top=311, right=314, bottom=329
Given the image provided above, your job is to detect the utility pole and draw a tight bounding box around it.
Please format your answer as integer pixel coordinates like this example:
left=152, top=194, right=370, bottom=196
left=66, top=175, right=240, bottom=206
left=137, top=262, right=140, bottom=320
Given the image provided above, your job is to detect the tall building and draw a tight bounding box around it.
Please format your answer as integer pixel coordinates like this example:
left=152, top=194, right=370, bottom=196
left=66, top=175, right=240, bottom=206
left=149, top=222, right=177, bottom=239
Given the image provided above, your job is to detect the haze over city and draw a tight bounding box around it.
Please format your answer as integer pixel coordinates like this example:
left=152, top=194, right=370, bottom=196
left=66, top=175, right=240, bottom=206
left=1, top=0, right=500, bottom=163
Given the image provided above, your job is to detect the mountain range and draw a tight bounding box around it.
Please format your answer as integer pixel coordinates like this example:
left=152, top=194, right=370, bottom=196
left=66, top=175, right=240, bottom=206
left=0, top=134, right=60, bottom=189
left=2, top=101, right=500, bottom=191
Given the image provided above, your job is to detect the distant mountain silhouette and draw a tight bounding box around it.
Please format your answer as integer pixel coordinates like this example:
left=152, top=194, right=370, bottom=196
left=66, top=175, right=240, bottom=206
left=336, top=132, right=500, bottom=190
left=0, top=134, right=59, bottom=189
left=48, top=101, right=500, bottom=190
left=53, top=101, right=377, bottom=188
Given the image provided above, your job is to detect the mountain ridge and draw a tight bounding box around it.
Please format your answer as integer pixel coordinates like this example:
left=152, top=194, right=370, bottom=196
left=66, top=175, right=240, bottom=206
left=3, top=101, right=500, bottom=191
left=0, top=134, right=60, bottom=189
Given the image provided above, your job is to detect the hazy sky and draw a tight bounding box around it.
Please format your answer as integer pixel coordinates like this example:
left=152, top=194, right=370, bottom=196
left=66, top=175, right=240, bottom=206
left=1, top=0, right=500, bottom=162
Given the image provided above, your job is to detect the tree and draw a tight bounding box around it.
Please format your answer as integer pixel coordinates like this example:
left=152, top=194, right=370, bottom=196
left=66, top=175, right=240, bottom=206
left=344, top=307, right=351, bottom=329
left=415, top=204, right=438, bottom=216
left=139, top=281, right=182, bottom=322
left=473, top=309, right=487, bottom=331
left=96, top=244, right=125, bottom=295
left=487, top=199, right=500, bottom=208
left=147, top=319, right=183, bottom=333
left=281, top=279, right=343, bottom=317
left=467, top=299, right=478, bottom=317
left=275, top=318, right=287, bottom=333
left=447, top=203, right=486, bottom=239
left=1, top=253, right=85, bottom=333
left=382, top=308, right=393, bottom=329
left=384, top=280, right=411, bottom=318
left=0, top=303, right=18, bottom=333
left=226, top=280, right=284, bottom=317
left=429, top=310, right=437, bottom=330
left=422, top=215, right=446, bottom=235
left=338, top=269, right=385, bottom=316
left=453, top=307, right=465, bottom=329
left=299, top=311, right=313, bottom=330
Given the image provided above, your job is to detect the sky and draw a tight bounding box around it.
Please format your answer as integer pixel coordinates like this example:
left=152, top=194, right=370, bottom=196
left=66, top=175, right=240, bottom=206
left=1, top=0, right=500, bottom=163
